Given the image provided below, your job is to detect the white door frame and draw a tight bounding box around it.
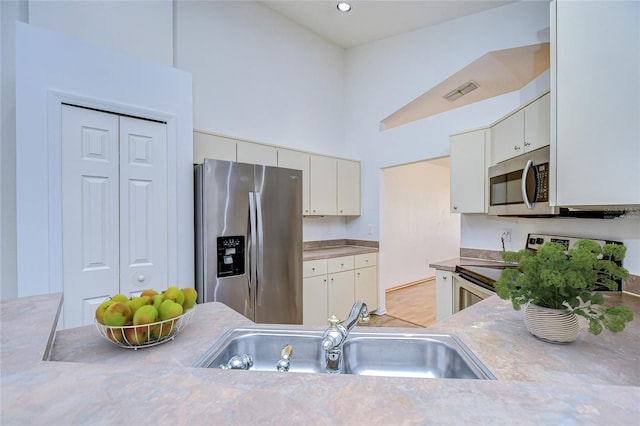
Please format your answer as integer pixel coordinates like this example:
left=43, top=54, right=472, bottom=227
left=46, top=90, right=179, bottom=295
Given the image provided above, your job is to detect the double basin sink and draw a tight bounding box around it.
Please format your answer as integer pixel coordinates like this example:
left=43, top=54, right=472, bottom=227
left=192, top=327, right=496, bottom=380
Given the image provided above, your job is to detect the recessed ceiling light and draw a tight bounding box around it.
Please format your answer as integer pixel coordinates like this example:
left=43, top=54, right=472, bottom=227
left=337, top=2, right=352, bottom=13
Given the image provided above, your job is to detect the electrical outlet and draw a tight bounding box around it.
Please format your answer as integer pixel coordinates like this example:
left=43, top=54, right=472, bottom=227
left=367, top=224, right=374, bottom=235
left=502, top=229, right=512, bottom=242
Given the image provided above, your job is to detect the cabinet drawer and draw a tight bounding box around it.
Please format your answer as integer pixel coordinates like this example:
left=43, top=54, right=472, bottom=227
left=303, top=259, right=327, bottom=278
left=354, top=252, right=377, bottom=269
left=327, top=256, right=354, bottom=274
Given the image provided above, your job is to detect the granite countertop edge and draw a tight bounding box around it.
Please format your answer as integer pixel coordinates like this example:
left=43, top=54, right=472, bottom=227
left=303, top=242, right=379, bottom=261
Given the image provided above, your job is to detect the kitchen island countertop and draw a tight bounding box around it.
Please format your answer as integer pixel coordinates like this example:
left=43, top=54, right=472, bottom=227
left=2, top=293, right=639, bottom=425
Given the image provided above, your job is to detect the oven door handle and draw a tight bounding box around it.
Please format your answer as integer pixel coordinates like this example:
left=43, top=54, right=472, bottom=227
left=521, top=159, right=535, bottom=209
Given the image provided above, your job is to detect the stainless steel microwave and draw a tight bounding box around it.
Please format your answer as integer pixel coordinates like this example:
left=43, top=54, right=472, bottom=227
left=488, top=145, right=559, bottom=216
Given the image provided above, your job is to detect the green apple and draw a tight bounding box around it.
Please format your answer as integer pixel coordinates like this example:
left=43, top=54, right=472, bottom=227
left=159, top=299, right=183, bottom=321
left=163, top=286, right=185, bottom=305
left=103, top=302, right=132, bottom=326
left=181, top=287, right=197, bottom=310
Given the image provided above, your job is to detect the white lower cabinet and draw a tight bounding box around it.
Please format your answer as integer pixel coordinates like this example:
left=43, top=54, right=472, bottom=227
left=327, top=270, right=355, bottom=321
left=435, top=269, right=453, bottom=322
left=303, top=253, right=378, bottom=326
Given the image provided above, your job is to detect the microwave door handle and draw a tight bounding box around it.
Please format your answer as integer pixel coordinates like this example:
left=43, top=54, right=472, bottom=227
left=521, top=159, right=534, bottom=209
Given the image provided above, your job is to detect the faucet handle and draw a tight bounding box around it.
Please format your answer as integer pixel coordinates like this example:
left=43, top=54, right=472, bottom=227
left=327, top=315, right=340, bottom=328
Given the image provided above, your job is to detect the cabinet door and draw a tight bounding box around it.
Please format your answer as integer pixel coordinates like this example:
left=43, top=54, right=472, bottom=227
left=491, top=109, right=524, bottom=164
left=327, top=255, right=355, bottom=274
left=554, top=0, right=640, bottom=207
left=327, top=270, right=355, bottom=321
left=435, top=270, right=453, bottom=322
left=450, top=129, right=487, bottom=213
left=354, top=252, right=377, bottom=269
left=278, top=149, right=310, bottom=215
left=303, top=259, right=327, bottom=278
left=303, top=275, right=328, bottom=326
left=524, top=93, right=550, bottom=153
left=337, top=159, right=360, bottom=215
left=309, top=154, right=337, bottom=215
left=193, top=131, right=236, bottom=163
left=355, top=265, right=377, bottom=312
left=237, top=141, right=277, bottom=166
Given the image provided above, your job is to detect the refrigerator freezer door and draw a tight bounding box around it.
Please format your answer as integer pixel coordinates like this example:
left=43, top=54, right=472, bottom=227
left=254, top=165, right=303, bottom=324
left=197, top=159, right=255, bottom=320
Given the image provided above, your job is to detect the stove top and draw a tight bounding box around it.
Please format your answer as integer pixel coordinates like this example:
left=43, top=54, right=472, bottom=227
left=456, top=233, right=624, bottom=292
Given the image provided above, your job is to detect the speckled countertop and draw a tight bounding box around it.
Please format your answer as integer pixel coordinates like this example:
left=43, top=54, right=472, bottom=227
left=302, top=240, right=378, bottom=261
left=2, top=292, right=640, bottom=425
left=303, top=245, right=378, bottom=261
left=428, top=257, right=513, bottom=272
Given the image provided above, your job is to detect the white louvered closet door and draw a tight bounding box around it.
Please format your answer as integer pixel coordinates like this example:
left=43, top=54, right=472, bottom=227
left=61, top=105, right=167, bottom=329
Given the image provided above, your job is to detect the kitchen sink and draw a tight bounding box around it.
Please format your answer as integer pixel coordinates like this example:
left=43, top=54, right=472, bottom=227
left=193, top=327, right=495, bottom=380
left=192, top=328, right=326, bottom=373
left=341, top=332, right=494, bottom=379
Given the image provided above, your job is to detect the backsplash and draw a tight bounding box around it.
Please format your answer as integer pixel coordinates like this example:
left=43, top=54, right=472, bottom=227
left=460, top=247, right=640, bottom=296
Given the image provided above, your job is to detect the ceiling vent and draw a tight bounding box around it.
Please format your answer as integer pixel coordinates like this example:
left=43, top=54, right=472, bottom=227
left=443, top=81, right=478, bottom=102
left=379, top=42, right=550, bottom=131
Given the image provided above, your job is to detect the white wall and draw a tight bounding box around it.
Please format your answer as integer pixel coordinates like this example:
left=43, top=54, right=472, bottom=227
left=381, top=160, right=460, bottom=291
left=343, top=0, right=551, bottom=242
left=461, top=214, right=640, bottom=276
left=1, top=0, right=29, bottom=299
left=28, top=0, right=173, bottom=66
left=14, top=22, right=193, bottom=298
left=175, top=1, right=346, bottom=155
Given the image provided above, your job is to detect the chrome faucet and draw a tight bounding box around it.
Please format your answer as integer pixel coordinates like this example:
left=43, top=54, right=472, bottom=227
left=321, top=301, right=369, bottom=374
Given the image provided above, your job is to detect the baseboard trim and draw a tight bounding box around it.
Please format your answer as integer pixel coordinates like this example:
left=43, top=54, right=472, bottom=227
left=386, top=277, right=435, bottom=293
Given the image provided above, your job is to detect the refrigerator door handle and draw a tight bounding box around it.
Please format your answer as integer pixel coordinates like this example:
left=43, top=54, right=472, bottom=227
left=255, top=192, right=264, bottom=301
left=248, top=192, right=257, bottom=312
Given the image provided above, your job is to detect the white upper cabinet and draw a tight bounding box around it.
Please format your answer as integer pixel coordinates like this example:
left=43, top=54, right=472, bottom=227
left=337, top=159, right=360, bottom=216
left=552, top=0, right=640, bottom=208
left=450, top=128, right=489, bottom=213
left=309, top=154, right=337, bottom=215
left=236, top=140, right=277, bottom=166
left=193, top=131, right=236, bottom=163
left=491, top=92, right=550, bottom=165
left=194, top=130, right=362, bottom=216
left=277, top=148, right=310, bottom=215
left=524, top=93, right=550, bottom=154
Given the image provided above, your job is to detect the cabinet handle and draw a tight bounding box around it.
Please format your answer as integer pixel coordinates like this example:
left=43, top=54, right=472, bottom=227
left=311, top=267, right=316, bottom=271
left=453, top=206, right=458, bottom=210
left=524, top=141, right=531, bottom=147
left=339, top=210, right=343, bottom=213
left=514, top=145, right=521, bottom=151
left=443, top=276, right=447, bottom=280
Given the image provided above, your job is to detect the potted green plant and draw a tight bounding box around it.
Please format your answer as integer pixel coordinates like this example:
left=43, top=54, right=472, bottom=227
left=494, top=239, right=634, bottom=343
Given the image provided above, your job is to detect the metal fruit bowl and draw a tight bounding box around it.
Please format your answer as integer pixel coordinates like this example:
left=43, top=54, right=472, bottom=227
left=95, top=307, right=196, bottom=349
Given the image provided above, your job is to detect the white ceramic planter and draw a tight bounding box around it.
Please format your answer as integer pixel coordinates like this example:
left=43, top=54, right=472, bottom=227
left=524, top=303, right=580, bottom=344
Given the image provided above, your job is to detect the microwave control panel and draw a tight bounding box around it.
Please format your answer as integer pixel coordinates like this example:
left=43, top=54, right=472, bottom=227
left=535, top=163, right=549, bottom=202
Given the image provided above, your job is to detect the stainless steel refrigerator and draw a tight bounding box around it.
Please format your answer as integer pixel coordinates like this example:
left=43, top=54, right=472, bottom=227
left=195, top=159, right=303, bottom=324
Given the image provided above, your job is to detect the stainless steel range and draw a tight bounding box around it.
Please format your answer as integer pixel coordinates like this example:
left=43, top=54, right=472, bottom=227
left=453, top=233, right=624, bottom=313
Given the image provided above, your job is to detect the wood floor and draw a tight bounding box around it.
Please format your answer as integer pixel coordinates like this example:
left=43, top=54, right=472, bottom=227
left=362, top=278, right=436, bottom=329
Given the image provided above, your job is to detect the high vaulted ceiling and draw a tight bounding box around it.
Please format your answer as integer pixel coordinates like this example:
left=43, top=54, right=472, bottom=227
left=259, top=1, right=517, bottom=49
